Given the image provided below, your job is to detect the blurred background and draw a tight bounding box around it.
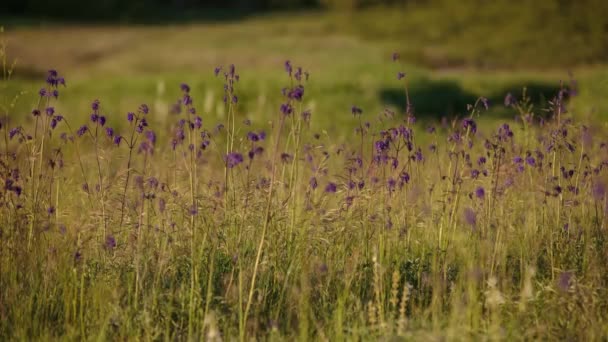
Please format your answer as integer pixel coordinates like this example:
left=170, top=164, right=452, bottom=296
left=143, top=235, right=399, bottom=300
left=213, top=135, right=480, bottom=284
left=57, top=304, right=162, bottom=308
left=1, top=0, right=608, bottom=134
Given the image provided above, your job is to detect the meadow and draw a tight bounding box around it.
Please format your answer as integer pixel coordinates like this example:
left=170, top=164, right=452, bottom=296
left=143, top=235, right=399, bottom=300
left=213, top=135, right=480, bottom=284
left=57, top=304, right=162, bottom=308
left=1, top=5, right=608, bottom=340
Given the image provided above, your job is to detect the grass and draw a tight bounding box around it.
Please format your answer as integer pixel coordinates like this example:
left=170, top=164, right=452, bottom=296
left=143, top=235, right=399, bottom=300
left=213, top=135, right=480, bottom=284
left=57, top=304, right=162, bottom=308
left=1, top=8, right=608, bottom=340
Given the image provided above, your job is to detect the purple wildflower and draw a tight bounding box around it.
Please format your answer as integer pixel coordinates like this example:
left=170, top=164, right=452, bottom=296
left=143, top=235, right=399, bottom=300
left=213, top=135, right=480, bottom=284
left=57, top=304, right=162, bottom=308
left=397, top=72, right=406, bottom=80
left=77, top=125, right=88, bottom=137
left=225, top=152, right=244, bottom=168
left=309, top=177, right=318, bottom=190
left=105, top=235, right=116, bottom=250
left=325, top=182, right=337, bottom=193
left=475, top=186, right=485, bottom=199
left=127, top=112, right=135, bottom=122
left=351, top=105, right=363, bottom=116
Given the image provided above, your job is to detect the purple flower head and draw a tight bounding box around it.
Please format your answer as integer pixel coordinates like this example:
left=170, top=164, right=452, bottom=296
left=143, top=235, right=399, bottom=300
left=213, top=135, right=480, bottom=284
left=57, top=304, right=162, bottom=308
left=105, top=127, right=114, bottom=137
left=47, top=206, right=55, bottom=215
left=397, top=72, right=406, bottom=80
left=52, top=89, right=59, bottom=98
left=50, top=119, right=58, bottom=129
left=138, top=104, right=149, bottom=115
left=194, top=116, right=202, bottom=129
left=127, top=112, right=135, bottom=122
left=225, top=152, right=244, bottom=168
left=90, top=113, right=99, bottom=123
left=247, top=131, right=259, bottom=142
left=392, top=52, right=400, bottom=61
left=284, top=60, right=293, bottom=76
left=475, top=186, right=485, bottom=199
left=325, top=182, right=337, bottom=193
left=98, top=116, right=106, bottom=126
left=77, top=125, right=88, bottom=137
left=214, top=66, right=222, bottom=76
left=113, top=135, right=122, bottom=146
left=462, top=118, right=477, bottom=134
left=45, top=107, right=54, bottom=116
left=39, top=88, right=47, bottom=97
left=351, top=105, right=363, bottom=116
left=525, top=156, right=535, bottom=166
left=400, top=171, right=410, bottom=184
left=280, top=103, right=293, bottom=116
left=189, top=205, right=198, bottom=216
left=32, top=109, right=41, bottom=117
left=180, top=83, right=190, bottom=93
left=309, top=177, right=318, bottom=190
left=513, top=156, right=523, bottom=164
left=288, top=85, right=305, bottom=101
left=471, top=169, right=480, bottom=178
left=91, top=99, right=100, bottom=111
left=145, top=130, right=156, bottom=145
left=183, top=94, right=193, bottom=106
left=105, top=235, right=116, bottom=250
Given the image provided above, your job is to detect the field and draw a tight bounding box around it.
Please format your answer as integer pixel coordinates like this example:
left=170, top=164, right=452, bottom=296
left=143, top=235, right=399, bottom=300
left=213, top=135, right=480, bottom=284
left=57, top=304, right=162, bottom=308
left=2, top=5, right=608, bottom=340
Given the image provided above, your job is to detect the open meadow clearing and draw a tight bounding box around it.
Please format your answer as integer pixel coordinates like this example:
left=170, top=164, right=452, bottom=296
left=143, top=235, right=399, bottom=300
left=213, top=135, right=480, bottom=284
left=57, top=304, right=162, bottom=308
left=1, top=1, right=608, bottom=340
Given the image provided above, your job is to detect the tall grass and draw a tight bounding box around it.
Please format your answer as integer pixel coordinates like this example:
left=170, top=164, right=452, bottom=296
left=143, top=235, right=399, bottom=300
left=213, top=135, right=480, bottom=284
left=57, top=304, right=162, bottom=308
left=1, top=35, right=608, bottom=340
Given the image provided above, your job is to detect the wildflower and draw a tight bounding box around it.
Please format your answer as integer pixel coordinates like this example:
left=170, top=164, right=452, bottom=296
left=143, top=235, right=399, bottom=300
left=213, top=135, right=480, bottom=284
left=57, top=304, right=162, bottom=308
left=475, top=186, right=485, bottom=199
left=325, top=182, right=337, bottom=193
left=392, top=52, right=400, bottom=61
left=113, top=135, right=122, bottom=146
left=214, top=66, right=222, bottom=76
left=351, top=105, right=363, bottom=116
left=462, top=118, right=477, bottom=134
left=77, top=125, right=88, bottom=137
left=145, top=130, right=156, bottom=145
left=397, top=72, right=406, bottom=80
left=50, top=119, right=58, bottom=129
left=39, top=88, right=47, bottom=97
left=105, top=127, right=114, bottom=137
left=478, top=156, right=486, bottom=166
left=525, top=156, right=535, bottom=166
left=285, top=60, right=292, bottom=75
left=45, top=107, right=54, bottom=116
left=280, top=103, right=292, bottom=116
left=91, top=99, right=100, bottom=111
left=225, top=152, right=244, bottom=168
left=32, top=109, right=41, bottom=117
left=309, top=177, right=318, bottom=190
left=139, top=104, right=149, bottom=115
left=105, top=235, right=116, bottom=250
left=247, top=132, right=259, bottom=142
left=180, top=83, right=190, bottom=93
left=127, top=112, right=135, bottom=122
left=47, top=206, right=55, bottom=215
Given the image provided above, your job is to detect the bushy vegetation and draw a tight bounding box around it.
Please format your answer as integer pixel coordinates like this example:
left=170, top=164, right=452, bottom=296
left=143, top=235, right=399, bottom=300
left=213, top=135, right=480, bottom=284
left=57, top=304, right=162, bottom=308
left=1, top=26, right=608, bottom=340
